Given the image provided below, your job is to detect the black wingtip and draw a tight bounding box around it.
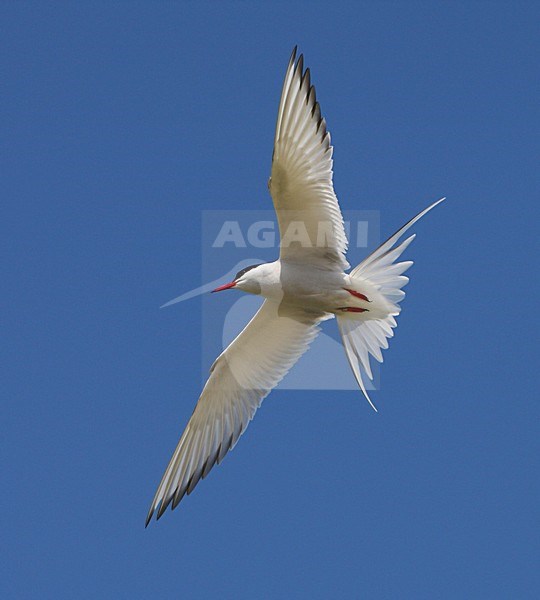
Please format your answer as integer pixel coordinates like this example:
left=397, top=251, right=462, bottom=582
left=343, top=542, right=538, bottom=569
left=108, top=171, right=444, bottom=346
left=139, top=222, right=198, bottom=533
left=172, top=486, right=187, bottom=510
left=294, top=53, right=304, bottom=79
left=145, top=510, right=153, bottom=528
left=290, top=45, right=298, bottom=61
left=302, top=67, right=311, bottom=90
left=287, top=46, right=297, bottom=71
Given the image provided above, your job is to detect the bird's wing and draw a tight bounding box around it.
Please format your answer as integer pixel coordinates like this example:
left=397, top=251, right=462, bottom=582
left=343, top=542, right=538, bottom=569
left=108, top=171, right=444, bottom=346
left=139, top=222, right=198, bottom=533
left=269, top=47, right=349, bottom=271
left=146, top=300, right=323, bottom=525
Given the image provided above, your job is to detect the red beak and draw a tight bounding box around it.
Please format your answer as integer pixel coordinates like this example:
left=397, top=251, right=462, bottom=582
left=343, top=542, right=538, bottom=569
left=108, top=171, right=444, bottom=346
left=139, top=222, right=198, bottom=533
left=212, top=281, right=236, bottom=293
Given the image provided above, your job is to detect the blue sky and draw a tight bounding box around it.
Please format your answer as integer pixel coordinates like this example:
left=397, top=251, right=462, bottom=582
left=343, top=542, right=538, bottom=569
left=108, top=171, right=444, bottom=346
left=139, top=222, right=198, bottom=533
left=2, top=2, right=539, bottom=598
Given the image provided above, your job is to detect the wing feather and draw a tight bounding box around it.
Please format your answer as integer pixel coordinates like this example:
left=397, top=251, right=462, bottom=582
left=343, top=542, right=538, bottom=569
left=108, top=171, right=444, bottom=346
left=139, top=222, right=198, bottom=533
left=269, top=48, right=348, bottom=270
left=146, top=300, right=323, bottom=525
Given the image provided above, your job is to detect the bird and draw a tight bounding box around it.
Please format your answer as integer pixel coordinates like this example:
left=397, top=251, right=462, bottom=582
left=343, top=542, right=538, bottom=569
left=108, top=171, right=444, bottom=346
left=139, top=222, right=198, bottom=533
left=146, top=47, right=444, bottom=526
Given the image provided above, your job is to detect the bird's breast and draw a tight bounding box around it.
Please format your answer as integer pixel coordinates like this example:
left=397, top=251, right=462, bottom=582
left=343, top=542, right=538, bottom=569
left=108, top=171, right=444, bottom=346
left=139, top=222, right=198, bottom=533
left=261, top=262, right=348, bottom=311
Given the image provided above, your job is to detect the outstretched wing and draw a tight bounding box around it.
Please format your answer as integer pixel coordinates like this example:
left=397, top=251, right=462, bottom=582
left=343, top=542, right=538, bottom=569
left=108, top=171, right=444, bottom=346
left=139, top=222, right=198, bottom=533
left=269, top=47, right=348, bottom=271
left=146, top=300, right=323, bottom=525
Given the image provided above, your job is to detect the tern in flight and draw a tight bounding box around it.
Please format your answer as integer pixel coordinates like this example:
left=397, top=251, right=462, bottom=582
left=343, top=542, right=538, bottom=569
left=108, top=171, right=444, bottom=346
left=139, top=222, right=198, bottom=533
left=146, top=47, right=444, bottom=525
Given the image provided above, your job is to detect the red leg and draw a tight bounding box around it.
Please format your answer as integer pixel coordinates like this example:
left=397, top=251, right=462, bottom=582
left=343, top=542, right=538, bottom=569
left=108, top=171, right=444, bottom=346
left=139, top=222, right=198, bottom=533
left=343, top=288, right=370, bottom=302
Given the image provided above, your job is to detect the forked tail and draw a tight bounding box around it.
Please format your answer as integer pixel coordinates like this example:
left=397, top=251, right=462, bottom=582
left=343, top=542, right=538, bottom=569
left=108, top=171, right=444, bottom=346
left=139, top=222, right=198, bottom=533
left=338, top=198, right=445, bottom=410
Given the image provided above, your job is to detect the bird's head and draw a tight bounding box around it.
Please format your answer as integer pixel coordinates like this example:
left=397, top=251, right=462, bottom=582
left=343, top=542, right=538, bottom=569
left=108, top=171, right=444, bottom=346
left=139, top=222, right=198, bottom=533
left=212, top=263, right=264, bottom=295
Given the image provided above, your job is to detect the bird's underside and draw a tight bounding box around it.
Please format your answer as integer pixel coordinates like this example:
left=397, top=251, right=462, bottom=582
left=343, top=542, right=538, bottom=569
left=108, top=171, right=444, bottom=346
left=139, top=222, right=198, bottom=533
left=146, top=47, right=443, bottom=525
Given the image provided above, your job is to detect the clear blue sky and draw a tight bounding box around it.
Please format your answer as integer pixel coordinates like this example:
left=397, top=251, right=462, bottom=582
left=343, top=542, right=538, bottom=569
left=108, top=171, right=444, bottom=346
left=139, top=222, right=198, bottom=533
left=2, top=2, right=538, bottom=598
